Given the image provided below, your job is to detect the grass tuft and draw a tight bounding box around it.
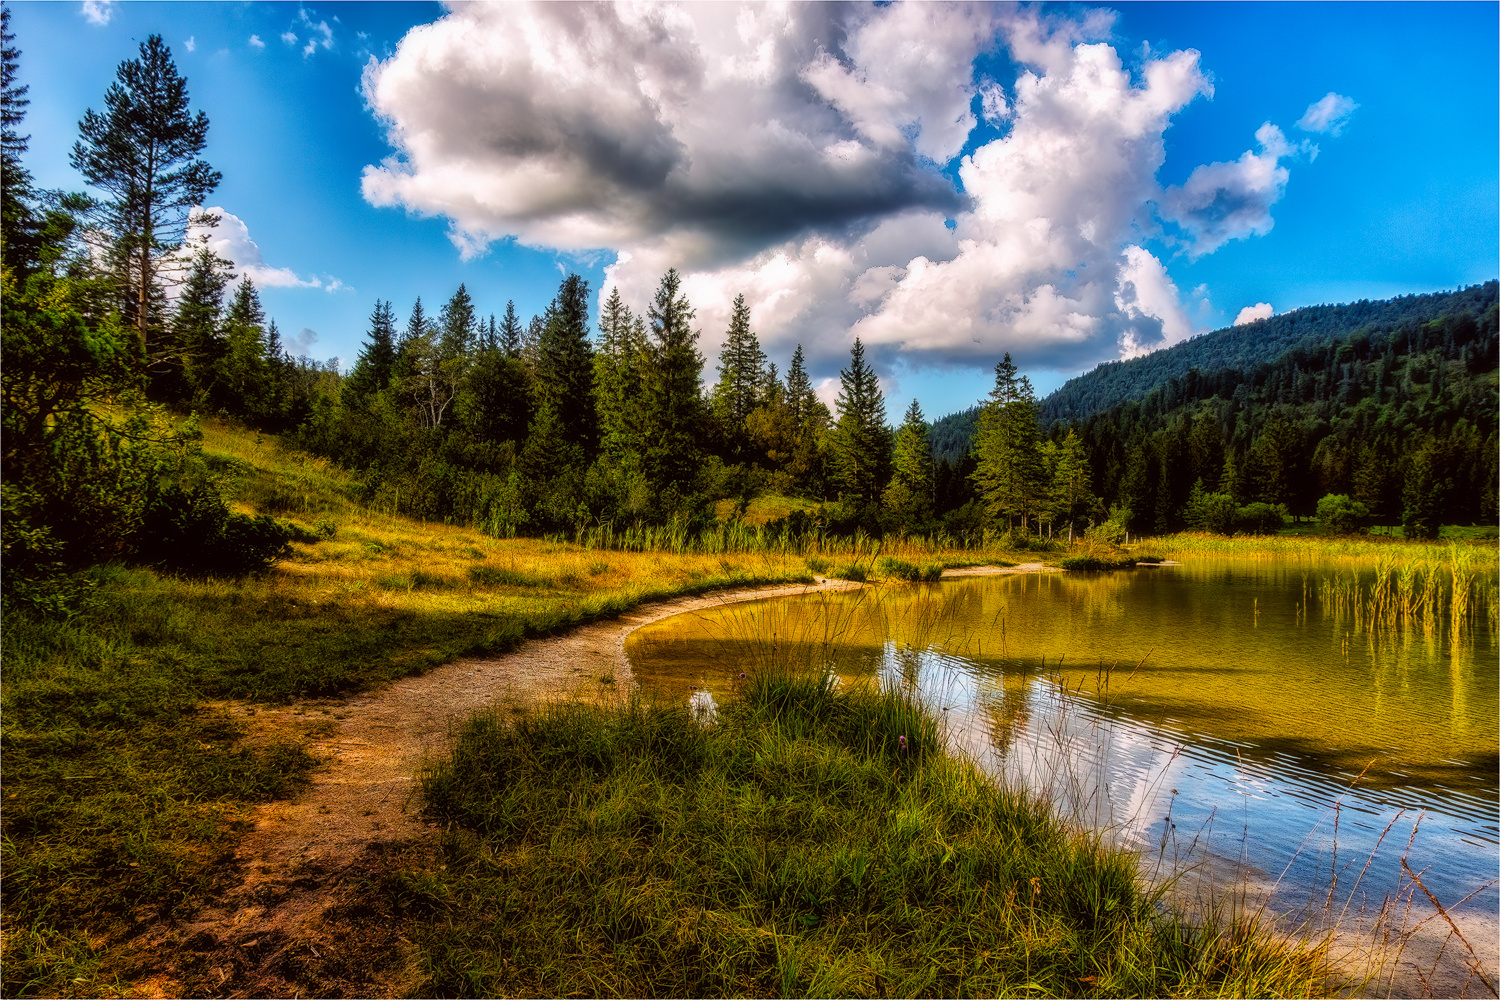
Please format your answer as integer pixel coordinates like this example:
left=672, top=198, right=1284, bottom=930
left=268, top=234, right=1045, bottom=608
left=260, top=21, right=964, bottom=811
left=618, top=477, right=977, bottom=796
left=405, top=669, right=1336, bottom=998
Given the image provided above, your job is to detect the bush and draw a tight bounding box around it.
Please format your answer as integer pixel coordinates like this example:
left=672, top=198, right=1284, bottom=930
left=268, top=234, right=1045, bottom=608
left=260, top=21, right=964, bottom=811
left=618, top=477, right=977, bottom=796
left=804, top=556, right=830, bottom=575
left=1315, top=493, right=1369, bottom=535
left=1086, top=504, right=1132, bottom=545
left=1061, top=555, right=1137, bottom=571
left=1233, top=502, right=1288, bottom=535
left=831, top=562, right=867, bottom=582
left=133, top=481, right=294, bottom=576
left=876, top=556, right=944, bottom=583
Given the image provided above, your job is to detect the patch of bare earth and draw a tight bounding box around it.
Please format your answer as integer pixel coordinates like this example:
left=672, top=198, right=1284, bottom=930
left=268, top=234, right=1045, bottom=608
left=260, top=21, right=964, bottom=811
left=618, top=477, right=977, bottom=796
left=130, top=578, right=864, bottom=997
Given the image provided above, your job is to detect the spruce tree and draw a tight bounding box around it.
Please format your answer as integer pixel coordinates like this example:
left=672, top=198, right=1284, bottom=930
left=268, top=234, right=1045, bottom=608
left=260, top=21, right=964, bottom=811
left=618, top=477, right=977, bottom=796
left=972, top=354, right=1047, bottom=531
left=346, top=299, right=397, bottom=401
left=785, top=344, right=815, bottom=424
left=218, top=276, right=268, bottom=416
left=161, top=242, right=232, bottom=404
left=641, top=268, right=705, bottom=498
left=712, top=293, right=766, bottom=427
left=830, top=337, right=891, bottom=505
left=1, top=7, right=37, bottom=270
left=535, top=273, right=597, bottom=456
left=499, top=300, right=522, bottom=357
left=391, top=297, right=426, bottom=389
left=883, top=398, right=934, bottom=528
left=594, top=286, right=644, bottom=464
left=71, top=35, right=220, bottom=349
left=1048, top=428, right=1098, bottom=541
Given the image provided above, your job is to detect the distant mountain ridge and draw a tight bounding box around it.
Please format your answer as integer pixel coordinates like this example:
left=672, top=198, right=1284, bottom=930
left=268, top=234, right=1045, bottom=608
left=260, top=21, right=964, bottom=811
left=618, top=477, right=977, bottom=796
left=1037, top=282, right=1498, bottom=425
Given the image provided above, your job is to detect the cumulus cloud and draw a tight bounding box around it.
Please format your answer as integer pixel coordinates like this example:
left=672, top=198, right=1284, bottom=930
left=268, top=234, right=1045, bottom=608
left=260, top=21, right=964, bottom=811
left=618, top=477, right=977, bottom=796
left=80, top=0, right=115, bottom=26
left=1297, top=92, right=1358, bottom=136
left=364, top=2, right=1312, bottom=386
left=184, top=36, right=196, bottom=53
left=361, top=2, right=970, bottom=262
left=184, top=208, right=345, bottom=293
left=1160, top=122, right=1302, bottom=258
left=1234, top=302, right=1274, bottom=326
left=249, top=34, right=266, bottom=50
left=281, top=30, right=297, bottom=46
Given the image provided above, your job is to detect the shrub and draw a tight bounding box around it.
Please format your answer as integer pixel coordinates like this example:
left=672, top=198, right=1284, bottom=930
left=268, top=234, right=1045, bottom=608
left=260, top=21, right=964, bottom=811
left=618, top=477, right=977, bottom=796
left=1234, top=502, right=1288, bottom=535
left=876, top=556, right=943, bottom=583
left=804, top=556, right=830, bottom=575
left=831, top=562, right=867, bottom=582
left=1061, top=555, right=1137, bottom=571
left=1086, top=504, right=1132, bottom=545
left=133, top=481, right=294, bottom=576
left=1316, top=493, right=1369, bottom=535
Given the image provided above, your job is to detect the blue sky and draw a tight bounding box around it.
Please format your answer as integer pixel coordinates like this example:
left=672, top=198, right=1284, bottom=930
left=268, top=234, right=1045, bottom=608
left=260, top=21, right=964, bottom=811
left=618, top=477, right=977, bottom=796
left=8, top=1, right=1497, bottom=420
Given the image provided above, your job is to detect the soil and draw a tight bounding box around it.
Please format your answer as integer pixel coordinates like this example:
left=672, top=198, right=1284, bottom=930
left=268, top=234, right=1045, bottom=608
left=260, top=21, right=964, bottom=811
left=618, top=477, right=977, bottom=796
left=133, top=576, right=869, bottom=997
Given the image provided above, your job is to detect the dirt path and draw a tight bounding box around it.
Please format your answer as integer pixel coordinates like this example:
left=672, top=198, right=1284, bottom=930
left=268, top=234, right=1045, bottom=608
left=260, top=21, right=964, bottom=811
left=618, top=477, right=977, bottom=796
left=144, top=574, right=905, bottom=996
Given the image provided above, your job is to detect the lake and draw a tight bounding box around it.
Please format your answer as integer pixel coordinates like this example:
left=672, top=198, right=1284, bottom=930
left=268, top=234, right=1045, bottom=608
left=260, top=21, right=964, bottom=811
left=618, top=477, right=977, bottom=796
left=624, top=560, right=1499, bottom=941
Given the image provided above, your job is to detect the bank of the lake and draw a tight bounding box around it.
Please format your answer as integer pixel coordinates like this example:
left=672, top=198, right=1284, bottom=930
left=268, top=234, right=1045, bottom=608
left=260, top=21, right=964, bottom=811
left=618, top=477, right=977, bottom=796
left=625, top=542, right=1499, bottom=997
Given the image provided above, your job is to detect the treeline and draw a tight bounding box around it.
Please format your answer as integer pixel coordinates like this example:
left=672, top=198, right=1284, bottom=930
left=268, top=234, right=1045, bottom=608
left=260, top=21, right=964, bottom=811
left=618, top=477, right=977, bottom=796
left=1064, top=293, right=1499, bottom=537
left=1041, top=283, right=1499, bottom=423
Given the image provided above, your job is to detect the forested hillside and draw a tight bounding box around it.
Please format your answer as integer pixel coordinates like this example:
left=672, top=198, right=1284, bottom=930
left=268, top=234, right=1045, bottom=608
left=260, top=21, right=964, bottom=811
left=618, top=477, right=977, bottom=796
left=1039, top=283, right=1498, bottom=423
left=1069, top=295, right=1498, bottom=534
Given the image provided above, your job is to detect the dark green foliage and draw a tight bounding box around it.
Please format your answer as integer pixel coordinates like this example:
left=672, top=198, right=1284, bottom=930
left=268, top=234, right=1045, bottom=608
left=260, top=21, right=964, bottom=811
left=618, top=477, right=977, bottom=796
left=498, top=299, right=522, bottom=358
left=877, top=556, right=944, bottom=582
left=928, top=406, right=979, bottom=465
left=344, top=299, right=398, bottom=401
left=535, top=273, right=597, bottom=456
left=830, top=338, right=891, bottom=505
left=1042, top=283, right=1499, bottom=423
left=641, top=268, right=706, bottom=500
left=973, top=355, right=1047, bottom=531
left=1060, top=555, right=1137, bottom=571
left=712, top=293, right=766, bottom=429
left=1316, top=493, right=1369, bottom=535
left=133, top=480, right=293, bottom=576
left=883, top=398, right=933, bottom=529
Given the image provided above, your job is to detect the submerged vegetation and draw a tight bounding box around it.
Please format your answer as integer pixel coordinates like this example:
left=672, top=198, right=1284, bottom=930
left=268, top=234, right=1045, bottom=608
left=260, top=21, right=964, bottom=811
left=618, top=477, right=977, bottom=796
left=407, top=668, right=1336, bottom=998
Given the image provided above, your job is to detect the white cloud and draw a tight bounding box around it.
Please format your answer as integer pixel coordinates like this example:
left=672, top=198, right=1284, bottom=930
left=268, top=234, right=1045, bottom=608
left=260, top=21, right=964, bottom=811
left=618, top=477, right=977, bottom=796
left=1297, top=92, right=1358, bottom=136
left=364, top=3, right=1311, bottom=386
left=184, top=208, right=339, bottom=293
left=184, top=36, right=196, bottom=53
left=249, top=34, right=266, bottom=50
left=298, top=9, right=334, bottom=57
left=1160, top=122, right=1301, bottom=258
left=80, top=0, right=115, bottom=26
left=281, top=31, right=297, bottom=45
left=1233, top=302, right=1274, bottom=326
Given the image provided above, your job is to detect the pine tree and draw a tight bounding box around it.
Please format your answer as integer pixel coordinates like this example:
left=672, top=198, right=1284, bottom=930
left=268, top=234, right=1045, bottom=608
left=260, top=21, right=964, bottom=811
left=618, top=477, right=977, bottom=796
left=391, top=297, right=426, bottom=389
left=71, top=35, right=220, bottom=350
left=345, top=299, right=397, bottom=401
left=785, top=344, right=815, bottom=424
left=1048, top=428, right=1098, bottom=541
left=160, top=241, right=233, bottom=404
left=830, top=338, right=891, bottom=505
left=883, top=398, right=933, bottom=528
left=438, top=283, right=477, bottom=359
left=712, top=293, right=766, bottom=427
left=499, top=300, right=522, bottom=357
left=971, top=354, right=1047, bottom=531
left=535, top=273, right=597, bottom=456
left=1, top=6, right=36, bottom=268
left=218, top=276, right=269, bottom=416
left=522, top=314, right=543, bottom=370
left=594, top=286, right=645, bottom=464
left=641, top=268, right=705, bottom=498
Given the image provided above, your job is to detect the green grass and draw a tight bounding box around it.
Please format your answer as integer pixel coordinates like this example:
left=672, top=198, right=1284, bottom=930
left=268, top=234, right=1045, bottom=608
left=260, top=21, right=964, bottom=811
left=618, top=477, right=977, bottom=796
left=1060, top=554, right=1138, bottom=571
left=876, top=555, right=945, bottom=582
left=400, top=668, right=1336, bottom=998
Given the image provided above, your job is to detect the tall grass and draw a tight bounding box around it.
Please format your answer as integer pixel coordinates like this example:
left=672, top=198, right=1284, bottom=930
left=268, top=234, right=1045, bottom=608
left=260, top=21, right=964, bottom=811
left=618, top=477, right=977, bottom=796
left=407, top=669, right=1335, bottom=998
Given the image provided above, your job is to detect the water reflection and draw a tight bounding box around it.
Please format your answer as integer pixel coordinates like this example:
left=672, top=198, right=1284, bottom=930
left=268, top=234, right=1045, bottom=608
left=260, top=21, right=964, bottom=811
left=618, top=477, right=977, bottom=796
left=624, top=562, right=1499, bottom=920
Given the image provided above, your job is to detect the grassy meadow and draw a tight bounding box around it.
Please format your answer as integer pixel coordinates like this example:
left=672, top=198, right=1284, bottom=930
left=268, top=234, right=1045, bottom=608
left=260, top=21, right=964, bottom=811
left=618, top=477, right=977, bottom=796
left=0, top=418, right=1019, bottom=996
left=4, top=417, right=1483, bottom=996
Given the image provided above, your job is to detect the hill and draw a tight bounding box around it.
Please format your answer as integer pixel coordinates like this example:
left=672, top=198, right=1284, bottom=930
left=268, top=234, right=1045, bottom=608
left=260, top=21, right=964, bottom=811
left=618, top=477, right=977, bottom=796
left=1039, top=282, right=1498, bottom=424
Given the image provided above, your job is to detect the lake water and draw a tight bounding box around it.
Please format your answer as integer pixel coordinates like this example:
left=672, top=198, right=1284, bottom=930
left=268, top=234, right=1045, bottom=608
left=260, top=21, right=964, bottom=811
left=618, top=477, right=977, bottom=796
left=624, top=561, right=1499, bottom=938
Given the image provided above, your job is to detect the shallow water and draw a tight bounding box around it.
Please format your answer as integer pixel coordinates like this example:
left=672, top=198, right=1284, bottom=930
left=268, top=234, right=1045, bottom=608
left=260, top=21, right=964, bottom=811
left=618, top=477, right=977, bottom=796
left=625, top=561, right=1499, bottom=926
